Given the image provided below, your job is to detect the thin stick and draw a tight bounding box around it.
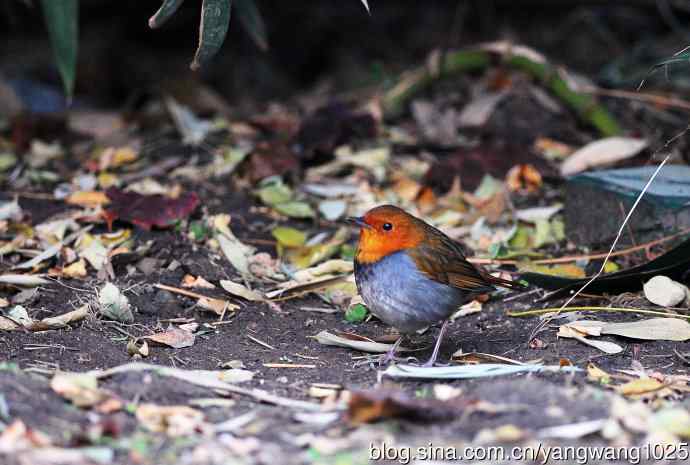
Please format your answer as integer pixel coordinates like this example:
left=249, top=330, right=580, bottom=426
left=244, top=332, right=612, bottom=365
left=584, top=86, right=690, bottom=112
left=468, top=227, right=690, bottom=266
left=247, top=334, right=276, bottom=350
left=509, top=306, right=690, bottom=320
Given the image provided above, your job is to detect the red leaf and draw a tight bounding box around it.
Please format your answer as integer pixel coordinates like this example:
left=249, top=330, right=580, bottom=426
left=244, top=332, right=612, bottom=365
left=104, top=188, right=199, bottom=230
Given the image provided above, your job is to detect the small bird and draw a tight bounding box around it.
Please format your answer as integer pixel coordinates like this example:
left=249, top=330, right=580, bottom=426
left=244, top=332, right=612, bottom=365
left=349, top=205, right=521, bottom=366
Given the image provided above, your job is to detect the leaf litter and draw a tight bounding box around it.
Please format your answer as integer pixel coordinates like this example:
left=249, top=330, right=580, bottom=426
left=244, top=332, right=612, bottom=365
left=4, top=26, right=690, bottom=465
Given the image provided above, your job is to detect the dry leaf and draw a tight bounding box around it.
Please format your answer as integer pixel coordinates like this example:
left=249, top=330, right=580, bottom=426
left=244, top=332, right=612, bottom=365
left=51, top=372, right=106, bottom=407
left=560, top=137, right=648, bottom=176
left=145, top=327, right=195, bottom=348
left=314, top=330, right=408, bottom=354
left=347, top=389, right=465, bottom=424
left=197, top=296, right=237, bottom=315
left=557, top=325, right=623, bottom=354
left=220, top=280, right=264, bottom=301
left=136, top=404, right=206, bottom=436
left=617, top=378, right=665, bottom=397
left=65, top=191, right=110, bottom=207
left=601, top=318, right=690, bottom=342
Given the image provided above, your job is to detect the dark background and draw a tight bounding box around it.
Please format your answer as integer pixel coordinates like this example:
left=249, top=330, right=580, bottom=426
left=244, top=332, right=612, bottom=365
left=0, top=0, right=687, bottom=110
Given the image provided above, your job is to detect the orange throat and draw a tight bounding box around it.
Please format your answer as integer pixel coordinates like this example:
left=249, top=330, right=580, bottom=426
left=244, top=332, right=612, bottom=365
left=355, top=227, right=423, bottom=264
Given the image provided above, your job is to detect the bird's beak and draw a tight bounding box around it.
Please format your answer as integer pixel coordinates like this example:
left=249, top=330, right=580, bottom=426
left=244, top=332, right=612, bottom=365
left=346, top=216, right=371, bottom=229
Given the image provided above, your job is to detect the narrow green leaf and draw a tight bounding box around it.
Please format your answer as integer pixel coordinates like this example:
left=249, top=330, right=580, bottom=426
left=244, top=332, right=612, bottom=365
left=191, top=0, right=232, bottom=70
left=149, top=0, right=186, bottom=29
left=41, top=0, right=78, bottom=99
left=234, top=0, right=268, bottom=51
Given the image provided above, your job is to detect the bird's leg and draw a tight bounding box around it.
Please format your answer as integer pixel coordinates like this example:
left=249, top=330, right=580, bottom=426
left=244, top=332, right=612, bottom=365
left=422, top=319, right=450, bottom=367
left=378, top=335, right=404, bottom=366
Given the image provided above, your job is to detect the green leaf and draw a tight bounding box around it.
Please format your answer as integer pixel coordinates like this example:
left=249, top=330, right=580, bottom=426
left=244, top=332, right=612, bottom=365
left=271, top=227, right=306, bottom=248
left=234, top=0, right=268, bottom=51
left=191, top=0, right=232, bottom=70
left=345, top=303, right=368, bottom=323
left=274, top=201, right=315, bottom=219
left=148, top=0, right=185, bottom=29
left=256, top=178, right=293, bottom=206
left=41, top=0, right=78, bottom=98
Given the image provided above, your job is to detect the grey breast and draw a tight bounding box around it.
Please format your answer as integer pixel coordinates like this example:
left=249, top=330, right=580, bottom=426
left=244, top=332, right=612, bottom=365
left=355, top=251, right=466, bottom=333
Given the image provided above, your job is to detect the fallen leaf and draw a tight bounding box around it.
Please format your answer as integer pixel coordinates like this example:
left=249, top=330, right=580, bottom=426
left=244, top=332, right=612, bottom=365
left=104, top=187, right=199, bottom=230
left=0, top=274, right=51, bottom=286
left=98, top=282, right=133, bottom=323
left=506, top=164, right=542, bottom=193
left=560, top=137, right=648, bottom=176
left=197, top=296, right=236, bottom=316
left=213, top=215, right=256, bottom=276
left=272, top=226, right=307, bottom=248
left=181, top=275, right=216, bottom=289
left=255, top=177, right=315, bottom=218
left=617, top=378, right=665, bottom=397
left=292, top=259, right=353, bottom=282
left=347, top=389, right=465, bottom=424
left=314, top=330, right=407, bottom=353
left=601, top=318, right=690, bottom=342
left=537, top=419, right=607, bottom=439
left=61, top=258, right=87, bottom=278
left=514, top=204, right=563, bottom=223
left=51, top=372, right=106, bottom=407
left=127, top=339, right=150, bottom=357
left=79, top=237, right=109, bottom=271
left=586, top=363, right=611, bottom=383
left=220, top=280, right=264, bottom=301
left=145, top=327, right=195, bottom=349
left=557, top=325, right=623, bottom=354
left=650, top=408, right=690, bottom=438
left=65, top=191, right=110, bottom=207
left=520, top=263, right=585, bottom=278
left=458, top=91, right=508, bottom=128
left=382, top=363, right=580, bottom=380
left=344, top=302, right=368, bottom=323
left=136, top=404, right=206, bottom=436
left=318, top=199, right=347, bottom=221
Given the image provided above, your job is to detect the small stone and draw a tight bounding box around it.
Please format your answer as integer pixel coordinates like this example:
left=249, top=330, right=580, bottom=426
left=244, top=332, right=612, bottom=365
left=643, top=275, right=688, bottom=307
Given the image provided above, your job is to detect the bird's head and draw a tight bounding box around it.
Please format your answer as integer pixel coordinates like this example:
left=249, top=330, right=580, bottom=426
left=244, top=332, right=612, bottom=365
left=347, top=205, right=425, bottom=264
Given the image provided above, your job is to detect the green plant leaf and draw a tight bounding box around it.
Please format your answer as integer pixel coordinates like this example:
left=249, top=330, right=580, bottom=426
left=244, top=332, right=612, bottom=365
left=148, top=0, right=185, bottom=29
left=345, top=303, right=368, bottom=323
left=234, top=0, right=268, bottom=51
left=41, top=0, right=78, bottom=99
left=191, top=0, right=232, bottom=70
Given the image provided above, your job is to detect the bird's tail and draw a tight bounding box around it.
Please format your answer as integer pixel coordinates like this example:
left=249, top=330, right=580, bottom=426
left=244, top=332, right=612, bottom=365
left=485, top=272, right=527, bottom=290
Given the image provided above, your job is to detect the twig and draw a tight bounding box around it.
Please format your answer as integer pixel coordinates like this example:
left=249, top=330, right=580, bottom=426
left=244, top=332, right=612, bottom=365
left=583, top=86, right=690, bottom=112
left=468, top=226, right=690, bottom=267
left=509, top=306, right=690, bottom=320
left=247, top=334, right=276, bottom=350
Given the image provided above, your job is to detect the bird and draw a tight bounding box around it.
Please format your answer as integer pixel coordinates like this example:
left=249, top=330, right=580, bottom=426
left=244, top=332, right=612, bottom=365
left=348, top=205, right=522, bottom=366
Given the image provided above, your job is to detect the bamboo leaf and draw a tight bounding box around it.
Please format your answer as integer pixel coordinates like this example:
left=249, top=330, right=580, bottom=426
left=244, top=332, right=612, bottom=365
left=41, top=0, right=78, bottom=98
left=149, top=0, right=186, bottom=29
left=191, top=0, right=232, bottom=70
left=234, top=0, right=268, bottom=50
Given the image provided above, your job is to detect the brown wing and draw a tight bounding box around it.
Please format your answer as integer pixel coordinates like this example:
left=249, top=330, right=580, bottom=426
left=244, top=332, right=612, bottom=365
left=407, top=223, right=495, bottom=292
left=408, top=221, right=523, bottom=292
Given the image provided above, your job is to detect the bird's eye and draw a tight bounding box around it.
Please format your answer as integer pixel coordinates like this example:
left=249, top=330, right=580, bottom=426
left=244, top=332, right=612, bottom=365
left=382, top=222, right=393, bottom=231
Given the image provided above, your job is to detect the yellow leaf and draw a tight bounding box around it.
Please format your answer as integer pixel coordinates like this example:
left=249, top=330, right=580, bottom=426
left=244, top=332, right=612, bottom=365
left=618, top=378, right=664, bottom=396
left=65, top=191, right=110, bottom=207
